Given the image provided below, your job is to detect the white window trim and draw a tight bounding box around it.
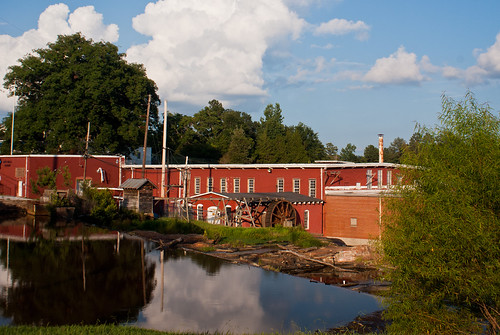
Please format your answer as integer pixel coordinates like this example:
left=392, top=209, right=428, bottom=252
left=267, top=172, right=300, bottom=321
left=220, top=178, right=227, bottom=193
left=277, top=178, right=284, bottom=192
left=194, top=177, right=201, bottom=194
left=248, top=178, right=255, bottom=193
left=207, top=177, right=213, bottom=192
left=308, top=179, right=316, bottom=198
left=234, top=178, right=240, bottom=193
left=293, top=178, right=300, bottom=193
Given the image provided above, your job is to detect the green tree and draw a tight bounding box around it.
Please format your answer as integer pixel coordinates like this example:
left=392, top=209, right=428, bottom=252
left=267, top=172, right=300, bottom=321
left=220, top=127, right=255, bottom=163
left=382, top=92, right=500, bottom=333
left=325, top=142, right=338, bottom=160
left=362, top=144, right=379, bottom=162
left=339, top=143, right=358, bottom=162
left=255, top=103, right=288, bottom=163
left=384, top=137, right=407, bottom=163
left=2, top=33, right=159, bottom=156
left=292, top=122, right=326, bottom=161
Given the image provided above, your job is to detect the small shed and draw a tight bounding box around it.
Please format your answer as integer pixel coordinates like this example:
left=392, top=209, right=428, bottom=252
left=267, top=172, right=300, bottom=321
left=119, top=178, right=157, bottom=214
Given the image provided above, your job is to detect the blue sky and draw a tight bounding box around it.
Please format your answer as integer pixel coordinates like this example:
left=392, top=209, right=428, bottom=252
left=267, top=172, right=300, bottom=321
left=1, top=0, right=499, bottom=153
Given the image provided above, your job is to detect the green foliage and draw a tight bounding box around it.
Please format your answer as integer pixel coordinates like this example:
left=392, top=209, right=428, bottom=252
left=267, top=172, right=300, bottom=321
left=0, top=325, right=167, bottom=335
left=339, top=143, right=359, bottom=162
left=2, top=33, right=159, bottom=155
left=195, top=221, right=324, bottom=248
left=382, top=91, right=500, bottom=333
left=30, top=166, right=57, bottom=194
left=82, top=182, right=118, bottom=223
left=362, top=144, right=379, bottom=163
left=220, top=127, right=255, bottom=163
left=161, top=100, right=325, bottom=164
left=384, top=137, right=407, bottom=163
left=325, top=142, right=339, bottom=159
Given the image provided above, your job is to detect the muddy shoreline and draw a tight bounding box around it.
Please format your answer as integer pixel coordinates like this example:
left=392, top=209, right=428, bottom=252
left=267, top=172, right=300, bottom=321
left=129, top=230, right=389, bottom=334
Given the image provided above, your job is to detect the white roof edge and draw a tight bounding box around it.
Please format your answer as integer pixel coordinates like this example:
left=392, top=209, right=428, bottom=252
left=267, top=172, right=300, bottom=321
left=122, top=162, right=399, bottom=169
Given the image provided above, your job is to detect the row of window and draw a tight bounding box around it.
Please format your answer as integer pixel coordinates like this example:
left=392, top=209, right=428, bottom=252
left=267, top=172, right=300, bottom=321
left=194, top=177, right=317, bottom=197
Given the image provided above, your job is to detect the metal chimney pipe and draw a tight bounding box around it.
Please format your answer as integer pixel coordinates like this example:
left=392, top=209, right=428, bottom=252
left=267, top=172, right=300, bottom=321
left=378, top=134, right=384, bottom=163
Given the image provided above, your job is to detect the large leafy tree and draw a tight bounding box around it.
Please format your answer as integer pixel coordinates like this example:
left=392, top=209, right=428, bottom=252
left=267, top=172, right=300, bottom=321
left=382, top=92, right=500, bottom=333
left=2, top=33, right=160, bottom=155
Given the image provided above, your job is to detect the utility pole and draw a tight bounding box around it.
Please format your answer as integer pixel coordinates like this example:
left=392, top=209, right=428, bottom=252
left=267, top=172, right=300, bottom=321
left=161, top=101, right=167, bottom=197
left=10, top=108, right=15, bottom=155
left=83, top=122, right=91, bottom=181
left=142, top=94, right=151, bottom=178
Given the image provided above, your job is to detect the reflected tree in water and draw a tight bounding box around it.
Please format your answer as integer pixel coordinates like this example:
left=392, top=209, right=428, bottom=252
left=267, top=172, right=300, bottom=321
left=0, top=236, right=156, bottom=325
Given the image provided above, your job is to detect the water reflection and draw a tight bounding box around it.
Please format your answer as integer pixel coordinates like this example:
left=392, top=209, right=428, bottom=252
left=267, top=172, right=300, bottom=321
left=0, top=219, right=156, bottom=326
left=0, top=218, right=381, bottom=333
left=134, top=249, right=382, bottom=333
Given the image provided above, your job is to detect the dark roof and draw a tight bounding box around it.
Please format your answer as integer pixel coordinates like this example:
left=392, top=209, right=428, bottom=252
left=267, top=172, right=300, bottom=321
left=119, top=178, right=157, bottom=190
left=190, top=192, right=323, bottom=204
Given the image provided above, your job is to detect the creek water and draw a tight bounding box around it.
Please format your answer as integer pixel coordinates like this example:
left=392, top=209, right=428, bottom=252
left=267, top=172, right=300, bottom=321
left=0, top=218, right=382, bottom=333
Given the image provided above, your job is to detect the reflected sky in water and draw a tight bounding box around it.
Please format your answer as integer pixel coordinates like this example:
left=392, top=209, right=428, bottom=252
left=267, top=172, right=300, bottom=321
left=134, top=249, right=381, bottom=333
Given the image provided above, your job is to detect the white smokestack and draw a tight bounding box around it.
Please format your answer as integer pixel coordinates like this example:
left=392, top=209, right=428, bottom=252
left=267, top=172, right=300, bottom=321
left=378, top=134, right=384, bottom=163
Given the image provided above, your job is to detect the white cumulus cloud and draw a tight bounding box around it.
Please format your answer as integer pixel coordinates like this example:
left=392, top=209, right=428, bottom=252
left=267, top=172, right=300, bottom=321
left=126, top=0, right=306, bottom=107
left=477, top=32, right=500, bottom=75
left=444, top=32, right=500, bottom=85
left=314, top=18, right=370, bottom=41
left=363, top=46, right=426, bottom=84
left=0, top=4, right=118, bottom=113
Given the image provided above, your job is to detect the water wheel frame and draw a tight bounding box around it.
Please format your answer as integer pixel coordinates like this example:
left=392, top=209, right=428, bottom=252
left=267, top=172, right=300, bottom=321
left=264, top=200, right=298, bottom=227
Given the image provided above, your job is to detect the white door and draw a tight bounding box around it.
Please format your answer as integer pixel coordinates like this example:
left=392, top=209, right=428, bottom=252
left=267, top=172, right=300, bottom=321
left=17, top=180, right=23, bottom=197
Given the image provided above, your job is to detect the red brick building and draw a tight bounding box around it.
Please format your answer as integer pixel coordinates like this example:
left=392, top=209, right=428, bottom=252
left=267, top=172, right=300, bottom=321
left=0, top=154, right=399, bottom=244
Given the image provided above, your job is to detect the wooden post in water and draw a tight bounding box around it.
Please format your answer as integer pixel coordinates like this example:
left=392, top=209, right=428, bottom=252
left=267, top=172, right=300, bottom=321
left=160, top=250, right=164, bottom=312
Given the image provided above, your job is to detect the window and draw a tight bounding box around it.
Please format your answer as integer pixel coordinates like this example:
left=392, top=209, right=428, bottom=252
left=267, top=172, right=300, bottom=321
left=378, top=170, right=383, bottom=188
left=308, top=179, right=316, bottom=198
left=366, top=170, right=373, bottom=189
left=194, top=177, right=201, bottom=194
left=234, top=178, right=240, bottom=193
left=293, top=179, right=300, bottom=193
left=304, top=210, right=310, bottom=230
left=387, top=170, right=392, bottom=186
left=248, top=178, right=255, bottom=193
left=207, top=177, right=213, bottom=192
left=276, top=178, right=284, bottom=192
left=220, top=178, right=227, bottom=193
left=196, top=204, right=204, bottom=221
left=350, top=217, right=358, bottom=227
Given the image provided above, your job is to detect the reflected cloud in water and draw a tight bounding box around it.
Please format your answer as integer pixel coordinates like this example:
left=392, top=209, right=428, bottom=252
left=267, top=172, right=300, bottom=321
left=135, top=250, right=381, bottom=333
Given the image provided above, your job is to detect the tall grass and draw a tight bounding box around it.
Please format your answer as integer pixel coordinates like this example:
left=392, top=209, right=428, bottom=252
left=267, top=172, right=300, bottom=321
left=110, top=216, right=323, bottom=248
left=193, top=221, right=324, bottom=248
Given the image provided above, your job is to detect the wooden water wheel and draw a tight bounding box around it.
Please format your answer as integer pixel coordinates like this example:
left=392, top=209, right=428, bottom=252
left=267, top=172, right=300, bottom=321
left=263, top=200, right=298, bottom=227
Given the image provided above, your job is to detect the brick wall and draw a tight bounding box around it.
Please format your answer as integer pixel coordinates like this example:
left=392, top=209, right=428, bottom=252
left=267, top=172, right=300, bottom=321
left=324, top=194, right=382, bottom=240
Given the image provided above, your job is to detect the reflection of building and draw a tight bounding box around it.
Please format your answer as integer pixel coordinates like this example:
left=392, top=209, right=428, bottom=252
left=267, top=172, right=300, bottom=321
left=0, top=154, right=399, bottom=244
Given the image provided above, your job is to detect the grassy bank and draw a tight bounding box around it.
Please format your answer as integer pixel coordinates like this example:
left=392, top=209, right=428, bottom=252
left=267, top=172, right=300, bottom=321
left=0, top=325, right=168, bottom=335
left=110, top=217, right=323, bottom=248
